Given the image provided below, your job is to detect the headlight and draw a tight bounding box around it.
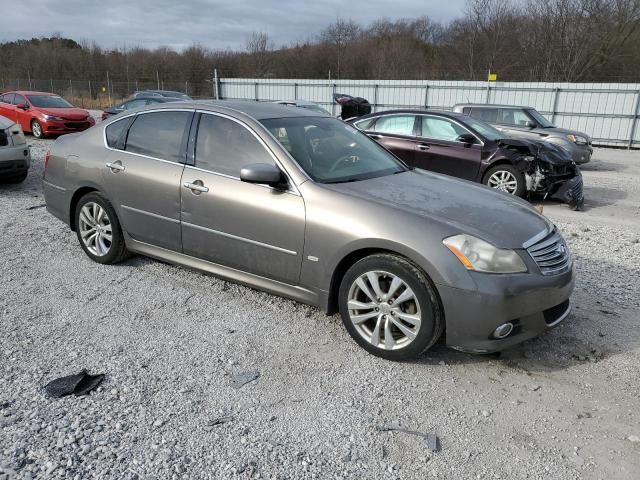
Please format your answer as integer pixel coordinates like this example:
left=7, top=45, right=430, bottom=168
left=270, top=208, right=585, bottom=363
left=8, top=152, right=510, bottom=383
left=443, top=234, right=527, bottom=274
left=566, top=134, right=587, bottom=145
left=42, top=114, right=64, bottom=121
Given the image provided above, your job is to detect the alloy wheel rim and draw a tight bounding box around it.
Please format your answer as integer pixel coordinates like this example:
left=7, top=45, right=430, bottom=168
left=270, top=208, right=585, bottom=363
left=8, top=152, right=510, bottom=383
left=347, top=270, right=422, bottom=350
left=488, top=170, right=518, bottom=194
left=79, top=202, right=112, bottom=256
left=32, top=122, right=41, bottom=137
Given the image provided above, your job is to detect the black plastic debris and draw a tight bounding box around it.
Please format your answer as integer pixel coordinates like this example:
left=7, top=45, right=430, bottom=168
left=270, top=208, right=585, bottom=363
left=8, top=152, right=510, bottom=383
left=43, top=370, right=105, bottom=398
left=333, top=93, right=372, bottom=120
left=208, top=416, right=234, bottom=426
left=377, top=424, right=441, bottom=452
left=26, top=204, right=46, bottom=210
left=230, top=371, right=260, bottom=389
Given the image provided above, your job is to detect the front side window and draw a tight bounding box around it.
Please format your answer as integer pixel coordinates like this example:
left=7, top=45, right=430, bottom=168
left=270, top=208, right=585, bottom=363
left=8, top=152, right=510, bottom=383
left=13, top=95, right=27, bottom=106
left=261, top=116, right=407, bottom=184
left=125, top=111, right=191, bottom=162
left=498, top=109, right=531, bottom=127
left=420, top=116, right=468, bottom=142
left=372, top=115, right=416, bottom=136
left=527, top=109, right=554, bottom=128
left=195, top=114, right=274, bottom=177
left=26, top=95, right=72, bottom=108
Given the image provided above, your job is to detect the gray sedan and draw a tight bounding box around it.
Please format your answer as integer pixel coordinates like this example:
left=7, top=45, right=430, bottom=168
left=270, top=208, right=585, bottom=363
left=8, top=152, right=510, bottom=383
left=43, top=101, right=575, bottom=360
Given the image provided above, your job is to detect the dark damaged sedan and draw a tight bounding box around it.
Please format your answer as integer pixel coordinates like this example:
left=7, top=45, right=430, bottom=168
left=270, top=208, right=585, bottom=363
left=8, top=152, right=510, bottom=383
left=350, top=110, right=584, bottom=209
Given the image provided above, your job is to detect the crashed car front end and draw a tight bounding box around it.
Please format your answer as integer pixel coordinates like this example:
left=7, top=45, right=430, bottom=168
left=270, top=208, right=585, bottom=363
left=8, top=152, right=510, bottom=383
left=497, top=139, right=584, bottom=210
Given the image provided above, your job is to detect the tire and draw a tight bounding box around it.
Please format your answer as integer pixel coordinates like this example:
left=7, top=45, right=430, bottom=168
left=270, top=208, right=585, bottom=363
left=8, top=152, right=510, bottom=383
left=338, top=254, right=444, bottom=361
left=74, top=192, right=129, bottom=264
left=6, top=172, right=28, bottom=184
left=31, top=120, right=44, bottom=139
left=483, top=164, right=526, bottom=197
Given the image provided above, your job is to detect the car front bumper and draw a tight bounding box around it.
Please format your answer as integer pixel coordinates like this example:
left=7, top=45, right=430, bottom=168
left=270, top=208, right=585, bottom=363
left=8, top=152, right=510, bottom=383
left=438, top=265, right=575, bottom=353
left=42, top=119, right=95, bottom=135
left=568, top=143, right=592, bottom=164
left=0, top=144, right=31, bottom=178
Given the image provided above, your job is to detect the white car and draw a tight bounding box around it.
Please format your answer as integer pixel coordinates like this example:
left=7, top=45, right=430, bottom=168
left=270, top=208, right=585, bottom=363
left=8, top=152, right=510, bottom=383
left=0, top=115, right=30, bottom=183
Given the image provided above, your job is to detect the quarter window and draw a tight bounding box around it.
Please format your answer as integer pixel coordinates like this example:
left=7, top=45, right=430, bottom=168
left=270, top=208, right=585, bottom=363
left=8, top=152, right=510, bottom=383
left=125, top=111, right=191, bottom=163
left=372, top=115, right=416, bottom=136
left=195, top=114, right=274, bottom=177
left=105, top=118, right=131, bottom=149
left=421, top=116, right=468, bottom=142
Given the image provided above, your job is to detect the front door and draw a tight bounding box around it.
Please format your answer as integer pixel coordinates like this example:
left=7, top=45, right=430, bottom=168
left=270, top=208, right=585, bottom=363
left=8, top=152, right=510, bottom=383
left=180, top=112, right=305, bottom=284
left=414, top=115, right=482, bottom=181
left=101, top=110, right=193, bottom=251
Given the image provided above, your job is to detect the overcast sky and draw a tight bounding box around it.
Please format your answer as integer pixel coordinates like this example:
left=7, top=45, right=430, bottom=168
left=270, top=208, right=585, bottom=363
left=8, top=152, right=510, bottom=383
left=1, top=0, right=466, bottom=51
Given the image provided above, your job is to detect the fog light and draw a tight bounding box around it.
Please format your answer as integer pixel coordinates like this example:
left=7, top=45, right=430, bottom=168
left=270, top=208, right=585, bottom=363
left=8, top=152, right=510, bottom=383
left=493, top=322, right=514, bottom=339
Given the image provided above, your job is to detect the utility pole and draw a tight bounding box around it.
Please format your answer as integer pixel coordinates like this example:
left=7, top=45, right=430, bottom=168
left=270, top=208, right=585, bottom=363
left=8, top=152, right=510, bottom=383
left=213, top=69, right=219, bottom=99
left=156, top=70, right=160, bottom=90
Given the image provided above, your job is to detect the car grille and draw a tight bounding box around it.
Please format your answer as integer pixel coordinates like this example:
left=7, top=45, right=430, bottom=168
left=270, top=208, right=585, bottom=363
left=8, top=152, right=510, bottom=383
left=526, top=229, right=571, bottom=275
left=64, top=122, right=90, bottom=129
left=543, top=300, right=570, bottom=325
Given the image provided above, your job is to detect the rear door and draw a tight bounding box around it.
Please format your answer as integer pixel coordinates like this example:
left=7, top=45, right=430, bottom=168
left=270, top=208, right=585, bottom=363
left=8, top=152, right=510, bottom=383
left=414, top=115, right=482, bottom=180
left=13, top=94, right=30, bottom=131
left=102, top=110, right=193, bottom=251
left=356, top=114, right=420, bottom=165
left=180, top=112, right=305, bottom=284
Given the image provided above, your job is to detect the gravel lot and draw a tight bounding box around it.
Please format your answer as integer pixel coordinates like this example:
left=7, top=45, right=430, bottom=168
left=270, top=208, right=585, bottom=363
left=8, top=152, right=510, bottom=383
left=1, top=131, right=639, bottom=479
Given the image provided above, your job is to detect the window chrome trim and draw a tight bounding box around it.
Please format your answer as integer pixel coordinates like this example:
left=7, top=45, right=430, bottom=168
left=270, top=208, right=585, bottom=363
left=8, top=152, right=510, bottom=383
left=182, top=221, right=297, bottom=256
left=121, top=205, right=180, bottom=224
left=193, top=110, right=300, bottom=195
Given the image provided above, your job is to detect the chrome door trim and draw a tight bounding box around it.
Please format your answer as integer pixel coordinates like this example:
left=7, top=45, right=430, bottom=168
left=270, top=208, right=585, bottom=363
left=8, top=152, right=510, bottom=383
left=43, top=180, right=66, bottom=192
left=125, top=236, right=317, bottom=306
left=121, top=205, right=180, bottom=224
left=182, top=221, right=298, bottom=256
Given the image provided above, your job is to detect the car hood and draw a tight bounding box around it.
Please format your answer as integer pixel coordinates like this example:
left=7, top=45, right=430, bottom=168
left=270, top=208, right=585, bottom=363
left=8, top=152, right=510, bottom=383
left=37, top=107, right=91, bottom=120
left=494, top=137, right=574, bottom=166
left=537, top=126, right=591, bottom=142
left=325, top=169, right=552, bottom=249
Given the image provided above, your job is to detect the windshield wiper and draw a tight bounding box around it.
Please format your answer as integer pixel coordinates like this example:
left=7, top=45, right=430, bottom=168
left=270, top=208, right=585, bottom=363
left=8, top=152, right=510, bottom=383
left=325, top=178, right=360, bottom=184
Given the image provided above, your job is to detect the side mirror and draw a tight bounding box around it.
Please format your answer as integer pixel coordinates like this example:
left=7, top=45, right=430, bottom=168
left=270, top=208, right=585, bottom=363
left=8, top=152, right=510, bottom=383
left=15, top=103, right=28, bottom=110
left=525, top=121, right=536, bottom=129
left=456, top=133, right=476, bottom=144
left=240, top=163, right=284, bottom=187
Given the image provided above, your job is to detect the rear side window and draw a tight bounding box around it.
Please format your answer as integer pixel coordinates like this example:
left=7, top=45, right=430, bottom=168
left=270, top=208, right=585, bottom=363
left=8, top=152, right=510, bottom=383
left=195, top=114, right=274, bottom=177
left=421, top=116, right=468, bottom=142
left=468, top=108, right=498, bottom=123
left=125, top=111, right=191, bottom=163
left=373, top=115, right=416, bottom=136
left=0, top=94, right=14, bottom=104
left=105, top=118, right=130, bottom=149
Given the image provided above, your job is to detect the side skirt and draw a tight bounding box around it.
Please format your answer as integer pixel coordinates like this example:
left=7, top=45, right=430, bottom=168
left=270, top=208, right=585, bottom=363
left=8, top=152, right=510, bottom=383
left=126, top=236, right=322, bottom=309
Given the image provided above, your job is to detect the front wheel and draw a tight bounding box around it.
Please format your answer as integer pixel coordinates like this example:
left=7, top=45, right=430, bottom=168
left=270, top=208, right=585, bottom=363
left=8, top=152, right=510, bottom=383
left=31, top=120, right=44, bottom=139
left=338, top=254, right=444, bottom=361
left=75, top=192, right=129, bottom=264
left=483, top=164, right=526, bottom=197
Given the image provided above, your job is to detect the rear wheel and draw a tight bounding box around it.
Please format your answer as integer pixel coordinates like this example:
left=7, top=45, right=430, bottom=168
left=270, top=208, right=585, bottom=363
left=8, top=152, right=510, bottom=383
left=75, top=192, right=129, bottom=264
left=6, top=172, right=28, bottom=184
left=338, top=254, right=444, bottom=361
left=483, top=164, right=525, bottom=197
left=31, top=120, right=44, bottom=139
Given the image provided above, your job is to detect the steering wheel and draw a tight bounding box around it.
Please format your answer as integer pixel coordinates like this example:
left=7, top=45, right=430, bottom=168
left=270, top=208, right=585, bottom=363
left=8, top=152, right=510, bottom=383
left=329, top=154, right=360, bottom=173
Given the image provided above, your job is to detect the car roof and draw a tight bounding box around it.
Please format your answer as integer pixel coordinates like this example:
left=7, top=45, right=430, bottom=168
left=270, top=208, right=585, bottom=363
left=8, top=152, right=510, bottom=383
left=274, top=99, right=317, bottom=106
left=354, top=109, right=469, bottom=121
left=7, top=91, right=57, bottom=96
left=130, top=100, right=323, bottom=120
left=453, top=103, right=532, bottom=109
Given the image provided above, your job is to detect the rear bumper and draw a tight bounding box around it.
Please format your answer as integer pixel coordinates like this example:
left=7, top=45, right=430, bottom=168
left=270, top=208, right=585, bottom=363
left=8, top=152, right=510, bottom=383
left=438, top=265, right=575, bottom=353
left=0, top=145, right=31, bottom=178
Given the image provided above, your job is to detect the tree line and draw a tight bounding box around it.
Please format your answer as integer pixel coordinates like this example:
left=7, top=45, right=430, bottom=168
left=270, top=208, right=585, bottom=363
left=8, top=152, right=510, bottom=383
left=1, top=0, right=639, bottom=98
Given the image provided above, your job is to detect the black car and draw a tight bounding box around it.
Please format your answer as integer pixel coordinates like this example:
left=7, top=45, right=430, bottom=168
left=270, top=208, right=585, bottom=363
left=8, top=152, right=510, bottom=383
left=350, top=110, right=584, bottom=209
left=101, top=97, right=180, bottom=120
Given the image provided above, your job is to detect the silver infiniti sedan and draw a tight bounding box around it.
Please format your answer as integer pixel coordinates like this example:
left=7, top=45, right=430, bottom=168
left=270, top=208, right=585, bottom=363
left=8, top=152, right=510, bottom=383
left=43, top=101, right=575, bottom=360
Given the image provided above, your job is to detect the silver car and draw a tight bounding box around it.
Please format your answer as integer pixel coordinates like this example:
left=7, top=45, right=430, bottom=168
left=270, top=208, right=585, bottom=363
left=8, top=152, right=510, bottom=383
left=0, top=115, right=30, bottom=183
left=452, top=104, right=593, bottom=164
left=43, top=101, right=575, bottom=360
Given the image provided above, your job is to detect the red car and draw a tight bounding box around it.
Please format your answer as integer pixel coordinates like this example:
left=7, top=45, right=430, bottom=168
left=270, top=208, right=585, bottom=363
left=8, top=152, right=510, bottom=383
left=0, top=91, right=95, bottom=139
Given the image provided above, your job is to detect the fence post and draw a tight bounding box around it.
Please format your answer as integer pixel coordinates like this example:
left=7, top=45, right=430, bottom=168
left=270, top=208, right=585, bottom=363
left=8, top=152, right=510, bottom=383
left=88, top=80, right=91, bottom=99
left=185, top=80, right=188, bottom=95
left=106, top=72, right=111, bottom=105
left=424, top=84, right=429, bottom=108
left=254, top=82, right=259, bottom=101
left=373, top=84, right=379, bottom=113
left=332, top=83, right=337, bottom=116
left=294, top=82, right=298, bottom=100
left=628, top=90, right=640, bottom=150
left=485, top=82, right=491, bottom=103
left=213, top=69, right=220, bottom=99
left=69, top=79, right=73, bottom=96
left=551, top=88, right=561, bottom=124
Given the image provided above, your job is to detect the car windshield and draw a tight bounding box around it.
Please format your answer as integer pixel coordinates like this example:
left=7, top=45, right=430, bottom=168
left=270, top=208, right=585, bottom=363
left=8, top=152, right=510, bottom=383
left=27, top=95, right=73, bottom=108
left=461, top=116, right=504, bottom=141
left=261, top=117, right=407, bottom=183
left=527, top=108, right=555, bottom=128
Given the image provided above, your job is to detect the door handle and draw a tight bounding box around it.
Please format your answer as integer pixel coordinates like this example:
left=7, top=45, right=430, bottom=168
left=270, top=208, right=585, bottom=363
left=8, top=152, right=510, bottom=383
left=417, top=144, right=430, bottom=151
left=183, top=181, right=209, bottom=193
left=106, top=162, right=125, bottom=172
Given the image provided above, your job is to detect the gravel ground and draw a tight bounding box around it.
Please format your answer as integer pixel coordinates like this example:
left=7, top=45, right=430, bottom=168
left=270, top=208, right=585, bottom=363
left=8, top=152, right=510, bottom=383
left=1, top=132, right=639, bottom=479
